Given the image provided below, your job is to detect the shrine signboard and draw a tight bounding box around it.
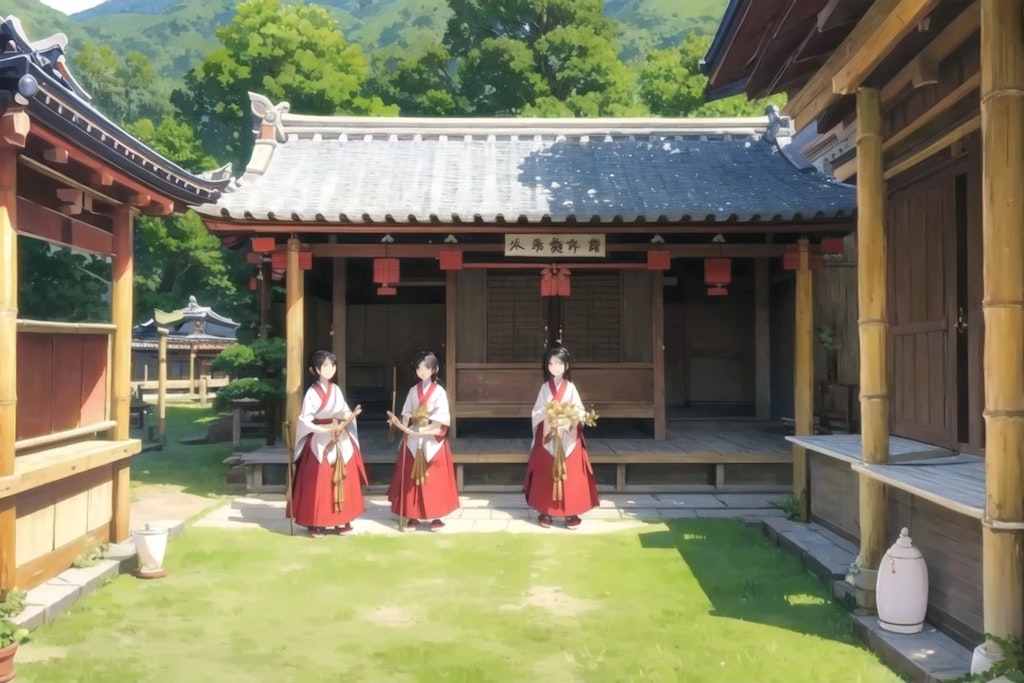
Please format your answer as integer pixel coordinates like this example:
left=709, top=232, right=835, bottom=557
left=504, top=233, right=606, bottom=258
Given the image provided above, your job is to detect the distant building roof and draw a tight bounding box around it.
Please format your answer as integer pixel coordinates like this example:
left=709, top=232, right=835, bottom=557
left=191, top=92, right=856, bottom=227
left=133, top=296, right=239, bottom=350
left=0, top=15, right=230, bottom=208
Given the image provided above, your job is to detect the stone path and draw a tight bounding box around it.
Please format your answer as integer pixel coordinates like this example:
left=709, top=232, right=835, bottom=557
left=193, top=491, right=789, bottom=536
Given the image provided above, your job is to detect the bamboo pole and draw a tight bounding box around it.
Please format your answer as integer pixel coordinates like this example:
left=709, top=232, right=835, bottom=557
left=158, top=328, right=168, bottom=442
left=980, top=0, right=1024, bottom=648
left=855, top=87, right=890, bottom=585
left=792, top=238, right=814, bottom=521
left=285, top=236, right=304, bottom=454
left=0, top=144, right=18, bottom=599
left=110, top=205, right=135, bottom=542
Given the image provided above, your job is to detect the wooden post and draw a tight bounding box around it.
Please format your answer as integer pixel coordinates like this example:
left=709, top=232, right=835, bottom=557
left=199, top=376, right=208, bottom=408
left=0, top=140, right=20, bottom=598
left=981, top=0, right=1024, bottom=649
left=286, top=236, right=305, bottom=452
left=158, top=328, right=168, bottom=442
left=792, top=238, right=814, bottom=521
left=652, top=271, right=666, bottom=440
left=754, top=258, right=772, bottom=419
left=110, top=205, right=135, bottom=542
left=852, top=87, right=889, bottom=606
left=332, top=257, right=346, bottom=389
left=445, top=270, right=457, bottom=439
left=260, top=259, right=271, bottom=339
left=188, top=345, right=196, bottom=397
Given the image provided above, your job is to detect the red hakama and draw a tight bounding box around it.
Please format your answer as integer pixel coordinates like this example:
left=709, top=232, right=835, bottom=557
left=523, top=424, right=599, bottom=517
left=290, top=435, right=368, bottom=528
left=387, top=432, right=460, bottom=520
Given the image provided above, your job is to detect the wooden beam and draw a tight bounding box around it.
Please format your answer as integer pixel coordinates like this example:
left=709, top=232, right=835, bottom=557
left=833, top=73, right=980, bottom=180
left=158, top=328, right=167, bottom=442
left=832, top=0, right=939, bottom=96
left=981, top=0, right=1024, bottom=647
left=92, top=171, right=114, bottom=187
left=109, top=204, right=134, bottom=542
left=884, top=114, right=979, bottom=180
left=445, top=270, right=457, bottom=439
left=306, top=243, right=792, bottom=259
left=786, top=0, right=903, bottom=130
left=855, top=88, right=890, bottom=582
left=792, top=238, right=813, bottom=521
left=43, top=146, right=69, bottom=164
left=332, top=258, right=346, bottom=388
left=19, top=155, right=121, bottom=207
left=652, top=271, right=666, bottom=440
left=880, top=2, right=979, bottom=102
left=0, top=110, right=29, bottom=148
left=285, top=236, right=304, bottom=458
left=206, top=221, right=854, bottom=237
left=755, top=258, right=772, bottom=419
left=0, top=146, right=16, bottom=482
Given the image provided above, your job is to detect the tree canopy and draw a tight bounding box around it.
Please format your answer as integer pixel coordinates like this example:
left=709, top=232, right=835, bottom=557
left=172, top=0, right=397, bottom=172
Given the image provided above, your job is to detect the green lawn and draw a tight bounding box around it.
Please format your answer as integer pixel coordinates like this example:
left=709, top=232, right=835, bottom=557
left=16, top=520, right=902, bottom=683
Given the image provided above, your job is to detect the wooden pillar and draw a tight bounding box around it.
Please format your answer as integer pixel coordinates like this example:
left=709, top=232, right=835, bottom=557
left=652, top=271, right=666, bottom=440
left=0, top=137, right=21, bottom=598
left=792, top=238, right=814, bottom=521
left=188, top=345, right=196, bottom=396
left=285, top=236, right=305, bottom=451
left=854, top=87, right=890, bottom=595
left=260, top=259, right=271, bottom=339
left=158, top=328, right=168, bottom=442
left=110, top=205, right=135, bottom=542
left=981, top=0, right=1024, bottom=648
left=332, top=257, right=346, bottom=389
left=754, top=258, right=771, bottom=419
left=445, top=270, right=457, bottom=439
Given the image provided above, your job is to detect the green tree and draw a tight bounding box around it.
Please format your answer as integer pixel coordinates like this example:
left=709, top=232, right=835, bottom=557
left=638, top=33, right=786, bottom=117
left=72, top=44, right=173, bottom=124
left=172, top=0, right=397, bottom=171
left=441, top=0, right=645, bottom=116
left=366, top=45, right=462, bottom=117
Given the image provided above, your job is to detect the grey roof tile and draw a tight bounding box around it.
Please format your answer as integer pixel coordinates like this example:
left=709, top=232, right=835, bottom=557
left=192, top=96, right=856, bottom=225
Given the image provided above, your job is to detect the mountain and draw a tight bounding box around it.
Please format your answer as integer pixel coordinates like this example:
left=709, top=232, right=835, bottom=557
left=1, top=0, right=727, bottom=81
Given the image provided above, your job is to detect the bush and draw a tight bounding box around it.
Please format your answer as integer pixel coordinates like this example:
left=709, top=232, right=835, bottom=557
left=214, top=377, right=283, bottom=411
left=0, top=619, right=29, bottom=648
left=0, top=592, right=25, bottom=619
left=211, top=344, right=258, bottom=378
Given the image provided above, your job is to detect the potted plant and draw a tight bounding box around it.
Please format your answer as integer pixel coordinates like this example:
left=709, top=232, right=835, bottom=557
left=0, top=618, right=30, bottom=682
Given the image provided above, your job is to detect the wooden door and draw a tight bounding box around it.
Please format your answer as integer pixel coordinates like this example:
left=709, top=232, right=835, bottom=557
left=888, top=170, right=957, bottom=446
left=684, top=298, right=755, bottom=403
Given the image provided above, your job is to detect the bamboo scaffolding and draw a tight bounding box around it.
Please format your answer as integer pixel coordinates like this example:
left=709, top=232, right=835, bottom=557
left=793, top=238, right=813, bottom=521
left=855, top=87, right=889, bottom=578
left=980, top=0, right=1024, bottom=646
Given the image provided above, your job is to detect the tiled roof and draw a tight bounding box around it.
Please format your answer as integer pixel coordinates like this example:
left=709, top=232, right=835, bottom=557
left=191, top=93, right=856, bottom=226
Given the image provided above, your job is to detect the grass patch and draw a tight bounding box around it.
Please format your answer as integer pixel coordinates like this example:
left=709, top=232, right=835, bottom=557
left=130, top=404, right=256, bottom=498
left=18, top=520, right=900, bottom=683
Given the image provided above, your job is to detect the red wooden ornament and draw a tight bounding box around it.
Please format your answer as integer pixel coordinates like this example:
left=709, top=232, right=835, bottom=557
left=373, top=257, right=400, bottom=284
left=555, top=268, right=571, bottom=296
left=271, top=253, right=287, bottom=270
left=299, top=252, right=313, bottom=270
left=820, top=236, right=845, bottom=255
left=249, top=277, right=258, bottom=291
left=252, top=237, right=275, bottom=253
left=704, top=258, right=732, bottom=287
left=540, top=267, right=555, bottom=297
left=246, top=252, right=263, bottom=265
left=647, top=250, right=671, bottom=271
left=782, top=246, right=799, bottom=271
left=377, top=286, right=397, bottom=296
left=707, top=286, right=728, bottom=296
left=439, top=250, right=463, bottom=270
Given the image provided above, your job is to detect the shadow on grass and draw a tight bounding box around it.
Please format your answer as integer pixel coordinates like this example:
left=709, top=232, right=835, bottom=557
left=130, top=404, right=258, bottom=498
left=638, top=518, right=853, bottom=642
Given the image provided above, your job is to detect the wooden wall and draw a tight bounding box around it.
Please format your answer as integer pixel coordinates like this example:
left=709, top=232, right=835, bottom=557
left=16, top=331, right=109, bottom=441
left=15, top=466, right=113, bottom=589
left=809, top=454, right=982, bottom=647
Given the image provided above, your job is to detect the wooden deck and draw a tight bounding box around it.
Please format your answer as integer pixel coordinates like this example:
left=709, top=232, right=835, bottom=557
left=239, top=420, right=792, bottom=493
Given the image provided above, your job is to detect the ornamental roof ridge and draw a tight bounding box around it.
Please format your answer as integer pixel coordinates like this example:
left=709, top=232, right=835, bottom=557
left=247, top=92, right=792, bottom=142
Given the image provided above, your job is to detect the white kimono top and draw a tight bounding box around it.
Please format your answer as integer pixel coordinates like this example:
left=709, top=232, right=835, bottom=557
left=531, top=379, right=586, bottom=458
left=401, top=380, right=451, bottom=463
left=294, top=380, right=360, bottom=465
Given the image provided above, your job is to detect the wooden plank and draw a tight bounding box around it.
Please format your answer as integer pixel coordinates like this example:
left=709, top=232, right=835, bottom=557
left=110, top=459, right=130, bottom=542
left=332, top=257, right=346, bottom=388
left=885, top=116, right=980, bottom=181
left=16, top=525, right=108, bottom=592
left=786, top=433, right=955, bottom=463
left=651, top=271, right=665, bottom=439
left=831, top=0, right=939, bottom=95
left=456, top=270, right=487, bottom=363
left=446, top=270, right=457, bottom=437
left=853, top=460, right=984, bottom=518
left=754, top=258, right=771, bottom=418
left=1, top=439, right=140, bottom=498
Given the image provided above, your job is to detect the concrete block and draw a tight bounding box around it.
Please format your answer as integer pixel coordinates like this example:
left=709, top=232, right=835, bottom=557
left=851, top=615, right=971, bottom=683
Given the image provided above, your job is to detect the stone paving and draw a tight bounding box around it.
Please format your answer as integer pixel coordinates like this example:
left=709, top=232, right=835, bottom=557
left=193, top=491, right=789, bottom=536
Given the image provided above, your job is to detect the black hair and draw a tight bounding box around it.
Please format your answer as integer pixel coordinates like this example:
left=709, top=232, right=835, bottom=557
left=308, top=349, right=338, bottom=378
left=542, top=346, right=572, bottom=382
left=412, top=351, right=441, bottom=383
